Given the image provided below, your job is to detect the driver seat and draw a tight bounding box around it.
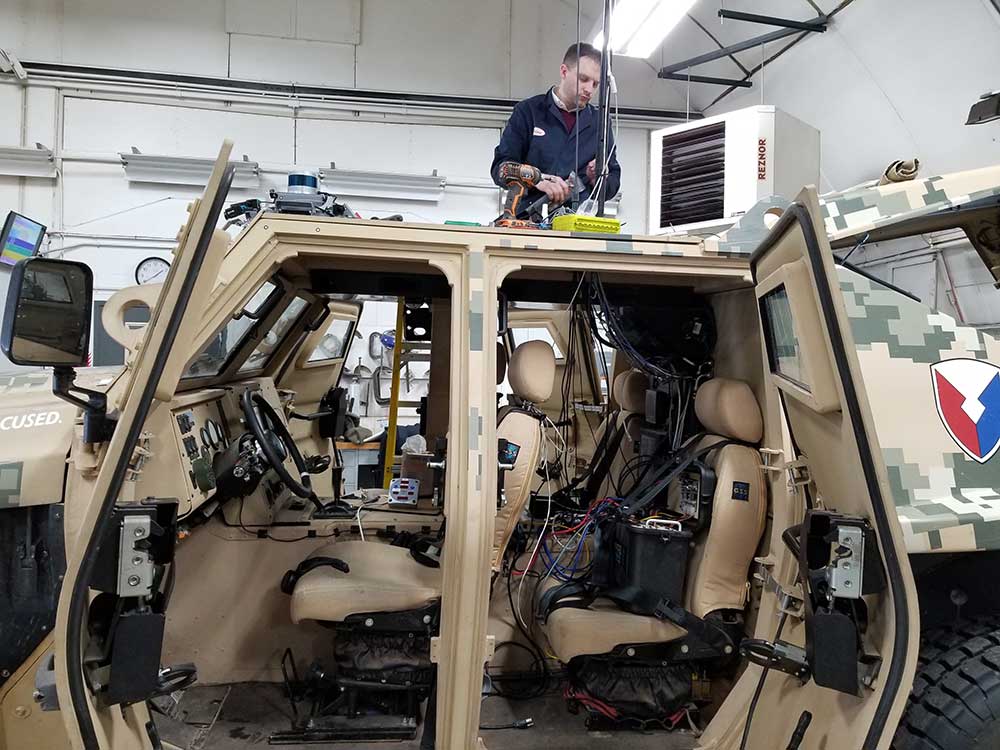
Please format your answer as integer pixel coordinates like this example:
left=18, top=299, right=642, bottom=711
left=289, top=340, right=557, bottom=624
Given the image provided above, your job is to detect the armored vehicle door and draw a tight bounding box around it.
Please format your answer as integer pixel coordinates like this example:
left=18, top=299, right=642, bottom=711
left=724, top=186, right=919, bottom=749
left=52, top=143, right=235, bottom=750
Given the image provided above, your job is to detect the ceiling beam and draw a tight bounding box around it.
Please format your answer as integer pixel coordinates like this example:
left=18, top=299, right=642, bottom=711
left=659, top=20, right=826, bottom=75
left=716, top=9, right=828, bottom=32
left=658, top=71, right=753, bottom=87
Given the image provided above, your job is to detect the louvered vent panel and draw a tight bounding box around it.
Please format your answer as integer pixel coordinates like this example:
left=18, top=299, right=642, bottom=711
left=659, top=121, right=726, bottom=227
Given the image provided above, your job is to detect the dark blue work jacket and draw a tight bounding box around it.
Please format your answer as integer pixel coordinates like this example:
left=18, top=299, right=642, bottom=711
left=491, top=89, right=621, bottom=212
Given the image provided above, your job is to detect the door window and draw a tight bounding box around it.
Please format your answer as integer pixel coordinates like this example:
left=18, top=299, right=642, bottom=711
left=760, top=285, right=808, bottom=391
left=307, top=316, right=355, bottom=363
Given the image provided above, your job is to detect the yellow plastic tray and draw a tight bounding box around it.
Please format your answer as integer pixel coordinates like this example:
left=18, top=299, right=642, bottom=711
left=551, top=214, right=621, bottom=234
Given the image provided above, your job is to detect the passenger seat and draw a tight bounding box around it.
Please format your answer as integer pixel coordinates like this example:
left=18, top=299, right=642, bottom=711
left=539, top=377, right=766, bottom=662
left=586, top=369, right=648, bottom=502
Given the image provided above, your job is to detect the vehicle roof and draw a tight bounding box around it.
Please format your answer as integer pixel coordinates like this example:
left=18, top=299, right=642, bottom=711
left=820, top=163, right=1000, bottom=245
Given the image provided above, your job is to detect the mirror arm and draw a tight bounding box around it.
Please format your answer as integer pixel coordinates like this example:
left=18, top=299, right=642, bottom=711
left=52, top=366, right=117, bottom=444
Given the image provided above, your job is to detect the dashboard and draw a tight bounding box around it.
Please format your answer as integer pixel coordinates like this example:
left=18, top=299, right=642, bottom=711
left=164, top=379, right=290, bottom=519
left=170, top=391, right=230, bottom=514
left=144, top=377, right=445, bottom=539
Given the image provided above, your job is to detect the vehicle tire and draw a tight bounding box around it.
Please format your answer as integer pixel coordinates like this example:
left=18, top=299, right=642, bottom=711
left=893, top=615, right=1000, bottom=749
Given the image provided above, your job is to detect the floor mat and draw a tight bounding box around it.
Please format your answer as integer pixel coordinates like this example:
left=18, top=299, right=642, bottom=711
left=157, top=682, right=699, bottom=749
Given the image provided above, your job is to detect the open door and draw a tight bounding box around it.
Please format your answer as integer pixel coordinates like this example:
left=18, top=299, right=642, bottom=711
left=713, top=187, right=918, bottom=749
left=53, top=143, right=236, bottom=750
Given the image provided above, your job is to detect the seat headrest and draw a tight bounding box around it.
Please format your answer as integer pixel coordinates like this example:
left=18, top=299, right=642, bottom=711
left=509, top=340, right=555, bottom=404
left=694, top=378, right=763, bottom=443
left=612, top=369, right=648, bottom=414
left=497, top=341, right=508, bottom=385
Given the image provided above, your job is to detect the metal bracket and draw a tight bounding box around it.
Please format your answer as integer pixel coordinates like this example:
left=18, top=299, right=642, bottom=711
left=429, top=636, right=440, bottom=664
left=758, top=448, right=784, bottom=474
left=126, top=432, right=154, bottom=482
left=860, top=653, right=883, bottom=690
left=755, top=561, right=805, bottom=619
left=785, top=460, right=811, bottom=490
left=117, top=516, right=154, bottom=597
left=33, top=654, right=59, bottom=711
left=826, top=525, right=864, bottom=600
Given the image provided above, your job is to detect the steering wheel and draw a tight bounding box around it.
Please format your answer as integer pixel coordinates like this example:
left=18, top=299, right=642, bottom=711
left=239, top=389, right=318, bottom=505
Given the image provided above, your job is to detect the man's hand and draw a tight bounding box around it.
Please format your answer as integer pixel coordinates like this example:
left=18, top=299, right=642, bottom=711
left=586, top=159, right=597, bottom=185
left=538, top=175, right=571, bottom=204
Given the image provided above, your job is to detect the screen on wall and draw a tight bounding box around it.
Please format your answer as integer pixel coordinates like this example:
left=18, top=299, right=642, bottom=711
left=0, top=212, right=46, bottom=268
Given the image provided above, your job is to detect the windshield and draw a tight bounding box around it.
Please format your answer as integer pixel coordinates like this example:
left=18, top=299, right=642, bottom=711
left=238, top=295, right=310, bottom=373
left=182, top=281, right=279, bottom=378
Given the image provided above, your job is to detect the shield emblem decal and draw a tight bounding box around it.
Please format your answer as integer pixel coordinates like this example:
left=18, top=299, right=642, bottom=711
left=931, top=359, right=1000, bottom=463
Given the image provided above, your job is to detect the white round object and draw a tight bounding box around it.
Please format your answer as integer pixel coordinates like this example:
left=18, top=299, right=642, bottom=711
left=207, top=420, right=224, bottom=447
left=135, top=256, right=171, bottom=285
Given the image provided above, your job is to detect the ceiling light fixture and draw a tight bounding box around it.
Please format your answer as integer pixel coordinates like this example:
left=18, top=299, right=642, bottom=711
left=593, top=0, right=698, bottom=59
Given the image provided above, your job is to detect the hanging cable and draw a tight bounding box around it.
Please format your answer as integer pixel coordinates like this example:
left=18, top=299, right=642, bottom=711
left=739, top=612, right=789, bottom=750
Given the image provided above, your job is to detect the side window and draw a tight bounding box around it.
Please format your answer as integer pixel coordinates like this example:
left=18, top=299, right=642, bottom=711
left=510, top=325, right=564, bottom=361
left=760, top=286, right=808, bottom=390
left=237, top=295, right=310, bottom=373
left=307, top=316, right=355, bottom=363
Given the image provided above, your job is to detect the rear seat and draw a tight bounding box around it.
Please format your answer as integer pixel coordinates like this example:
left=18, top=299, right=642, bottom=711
left=538, top=377, right=766, bottom=663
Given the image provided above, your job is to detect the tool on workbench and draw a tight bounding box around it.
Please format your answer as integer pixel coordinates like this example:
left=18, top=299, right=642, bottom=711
left=495, top=161, right=548, bottom=228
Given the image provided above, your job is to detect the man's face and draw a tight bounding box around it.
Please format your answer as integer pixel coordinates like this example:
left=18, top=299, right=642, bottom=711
left=559, top=56, right=601, bottom=109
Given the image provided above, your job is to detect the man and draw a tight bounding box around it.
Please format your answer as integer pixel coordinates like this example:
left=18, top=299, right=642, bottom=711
left=491, top=43, right=621, bottom=216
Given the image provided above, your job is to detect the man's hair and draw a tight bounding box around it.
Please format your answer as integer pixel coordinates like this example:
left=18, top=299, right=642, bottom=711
left=563, top=42, right=601, bottom=68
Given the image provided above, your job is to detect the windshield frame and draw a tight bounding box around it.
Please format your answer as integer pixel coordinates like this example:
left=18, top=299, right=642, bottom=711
left=176, top=275, right=321, bottom=390
left=235, top=293, right=313, bottom=376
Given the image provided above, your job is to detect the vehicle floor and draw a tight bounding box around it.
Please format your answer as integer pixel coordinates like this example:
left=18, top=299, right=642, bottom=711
left=154, top=682, right=699, bottom=749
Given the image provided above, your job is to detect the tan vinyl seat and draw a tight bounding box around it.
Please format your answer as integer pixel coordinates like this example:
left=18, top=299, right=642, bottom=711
left=578, top=369, right=647, bottom=502
left=604, top=369, right=648, bottom=496
left=290, top=541, right=442, bottom=624
left=290, top=340, right=556, bottom=623
left=541, top=377, right=766, bottom=663
left=543, top=581, right=686, bottom=662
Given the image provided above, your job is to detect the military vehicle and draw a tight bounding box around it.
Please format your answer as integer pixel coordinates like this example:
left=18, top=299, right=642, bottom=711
left=2, top=141, right=1000, bottom=750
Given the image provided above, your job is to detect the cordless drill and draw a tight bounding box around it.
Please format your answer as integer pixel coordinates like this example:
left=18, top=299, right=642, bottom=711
left=496, top=161, right=549, bottom=228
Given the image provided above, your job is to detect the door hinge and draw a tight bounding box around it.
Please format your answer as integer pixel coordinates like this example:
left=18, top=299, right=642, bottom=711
left=126, top=432, right=154, bottom=482
left=785, top=459, right=811, bottom=492
left=754, top=556, right=805, bottom=619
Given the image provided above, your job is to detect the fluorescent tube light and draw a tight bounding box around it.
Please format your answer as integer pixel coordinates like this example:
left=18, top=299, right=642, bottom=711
left=594, top=0, right=698, bottom=59
left=0, top=143, right=55, bottom=178
left=120, top=148, right=260, bottom=188
left=321, top=166, right=446, bottom=202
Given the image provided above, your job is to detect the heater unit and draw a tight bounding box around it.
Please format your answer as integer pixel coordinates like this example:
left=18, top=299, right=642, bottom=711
left=649, top=105, right=820, bottom=236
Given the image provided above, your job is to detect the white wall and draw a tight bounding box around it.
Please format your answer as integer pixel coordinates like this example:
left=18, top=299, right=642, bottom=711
left=700, top=0, right=1000, bottom=331
left=707, top=0, right=1000, bottom=192
left=0, top=0, right=689, bottom=110
left=0, top=0, right=666, bottom=372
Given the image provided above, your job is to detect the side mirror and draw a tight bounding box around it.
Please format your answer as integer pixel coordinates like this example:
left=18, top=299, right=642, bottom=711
left=1, top=257, right=93, bottom=367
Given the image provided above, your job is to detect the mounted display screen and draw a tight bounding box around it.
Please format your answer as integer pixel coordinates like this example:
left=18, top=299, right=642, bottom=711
left=0, top=212, right=46, bottom=268
left=759, top=284, right=810, bottom=392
